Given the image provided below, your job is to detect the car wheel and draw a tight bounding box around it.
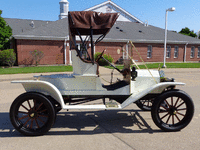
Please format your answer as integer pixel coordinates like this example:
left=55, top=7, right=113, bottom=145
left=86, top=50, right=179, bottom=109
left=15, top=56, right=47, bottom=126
left=10, top=92, right=55, bottom=136
left=151, top=90, right=194, bottom=132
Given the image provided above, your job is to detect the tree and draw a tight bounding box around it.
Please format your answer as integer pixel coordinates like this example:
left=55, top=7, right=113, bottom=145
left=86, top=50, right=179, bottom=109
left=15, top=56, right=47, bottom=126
left=179, top=27, right=197, bottom=38
left=0, top=10, right=12, bottom=50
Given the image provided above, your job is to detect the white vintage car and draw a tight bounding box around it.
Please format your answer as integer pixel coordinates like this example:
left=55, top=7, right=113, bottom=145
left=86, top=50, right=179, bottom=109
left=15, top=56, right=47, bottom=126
left=9, top=11, right=194, bottom=136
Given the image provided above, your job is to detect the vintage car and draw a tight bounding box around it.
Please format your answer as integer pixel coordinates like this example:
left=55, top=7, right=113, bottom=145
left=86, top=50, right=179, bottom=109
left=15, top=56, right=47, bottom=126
left=9, top=11, right=194, bottom=136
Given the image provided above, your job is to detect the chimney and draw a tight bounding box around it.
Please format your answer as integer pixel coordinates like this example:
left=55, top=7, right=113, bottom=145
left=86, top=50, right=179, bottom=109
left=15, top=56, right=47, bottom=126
left=59, top=0, right=69, bottom=20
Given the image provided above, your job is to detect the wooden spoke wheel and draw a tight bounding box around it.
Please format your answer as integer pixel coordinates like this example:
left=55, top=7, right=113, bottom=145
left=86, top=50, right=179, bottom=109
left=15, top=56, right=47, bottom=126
left=136, top=99, right=154, bottom=111
left=151, top=90, right=194, bottom=132
left=10, top=92, right=55, bottom=136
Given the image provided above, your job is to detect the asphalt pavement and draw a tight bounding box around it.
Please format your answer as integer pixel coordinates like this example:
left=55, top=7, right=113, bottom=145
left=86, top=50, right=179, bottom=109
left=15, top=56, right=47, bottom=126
left=0, top=67, right=200, bottom=150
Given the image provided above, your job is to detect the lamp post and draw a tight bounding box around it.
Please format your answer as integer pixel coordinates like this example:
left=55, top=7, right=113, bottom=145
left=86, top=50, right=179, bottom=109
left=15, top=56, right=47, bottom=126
left=162, top=7, right=175, bottom=68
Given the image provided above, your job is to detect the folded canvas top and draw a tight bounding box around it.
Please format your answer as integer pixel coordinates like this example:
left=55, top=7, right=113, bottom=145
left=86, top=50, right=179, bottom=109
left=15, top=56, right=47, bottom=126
left=68, top=11, right=119, bottom=35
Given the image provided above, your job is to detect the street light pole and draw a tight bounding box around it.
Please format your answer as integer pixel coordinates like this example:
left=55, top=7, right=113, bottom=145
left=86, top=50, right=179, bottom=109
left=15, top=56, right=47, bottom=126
left=162, top=7, right=175, bottom=68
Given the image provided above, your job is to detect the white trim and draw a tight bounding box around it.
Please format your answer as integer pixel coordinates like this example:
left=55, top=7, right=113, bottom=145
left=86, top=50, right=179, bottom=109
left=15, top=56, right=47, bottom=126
left=85, top=1, right=143, bottom=23
left=102, top=38, right=200, bottom=44
left=190, top=46, right=195, bottom=58
left=166, top=45, right=171, bottom=58
left=197, top=46, right=200, bottom=58
left=64, top=38, right=67, bottom=65
left=14, top=35, right=69, bottom=41
left=13, top=34, right=200, bottom=44
left=174, top=46, right=179, bottom=58
left=184, top=43, right=188, bottom=62
left=126, top=44, right=129, bottom=59
left=147, top=45, right=152, bottom=58
left=69, top=50, right=72, bottom=65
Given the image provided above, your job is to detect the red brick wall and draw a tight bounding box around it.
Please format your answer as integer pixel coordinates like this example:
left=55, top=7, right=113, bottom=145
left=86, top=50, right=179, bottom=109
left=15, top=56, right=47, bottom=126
left=15, top=39, right=200, bottom=65
left=185, top=45, right=200, bottom=62
left=95, top=42, right=199, bottom=63
left=96, top=42, right=200, bottom=63
left=16, top=39, right=69, bottom=65
left=95, top=42, right=125, bottom=63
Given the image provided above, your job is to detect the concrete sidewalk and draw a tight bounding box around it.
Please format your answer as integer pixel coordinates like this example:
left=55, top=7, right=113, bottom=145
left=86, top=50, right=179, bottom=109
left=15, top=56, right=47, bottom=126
left=0, top=67, right=199, bottom=82
left=0, top=67, right=200, bottom=150
left=0, top=66, right=112, bottom=82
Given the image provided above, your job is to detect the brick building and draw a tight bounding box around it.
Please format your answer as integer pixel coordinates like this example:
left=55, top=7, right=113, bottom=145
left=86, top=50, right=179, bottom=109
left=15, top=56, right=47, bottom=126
left=5, top=0, right=200, bottom=65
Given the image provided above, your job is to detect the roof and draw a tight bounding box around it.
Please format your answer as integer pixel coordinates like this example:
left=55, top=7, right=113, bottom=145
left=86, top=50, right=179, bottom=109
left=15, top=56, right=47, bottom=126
left=103, top=21, right=200, bottom=44
left=11, top=18, right=200, bottom=44
left=4, top=18, right=52, bottom=35
left=13, top=18, right=69, bottom=40
left=85, top=0, right=143, bottom=23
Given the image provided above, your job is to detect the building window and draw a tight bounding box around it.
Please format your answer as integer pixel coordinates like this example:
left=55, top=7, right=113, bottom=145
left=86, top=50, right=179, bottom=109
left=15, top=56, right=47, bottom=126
left=147, top=45, right=152, bottom=58
left=174, top=46, right=179, bottom=58
left=78, top=43, right=87, bottom=59
left=190, top=46, right=195, bottom=58
left=166, top=46, right=171, bottom=58
left=198, top=46, right=200, bottom=58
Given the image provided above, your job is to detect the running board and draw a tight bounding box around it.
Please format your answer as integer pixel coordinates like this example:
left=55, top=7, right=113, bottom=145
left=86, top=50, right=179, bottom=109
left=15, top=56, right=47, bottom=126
left=62, top=104, right=122, bottom=110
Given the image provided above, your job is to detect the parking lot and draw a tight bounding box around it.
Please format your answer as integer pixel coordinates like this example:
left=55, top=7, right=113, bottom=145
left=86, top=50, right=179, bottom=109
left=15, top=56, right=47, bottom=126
left=0, top=68, right=200, bottom=150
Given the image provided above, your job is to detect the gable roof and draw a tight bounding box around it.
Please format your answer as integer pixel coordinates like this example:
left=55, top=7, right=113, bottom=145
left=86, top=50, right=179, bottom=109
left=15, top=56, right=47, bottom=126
left=104, top=21, right=200, bottom=44
left=13, top=18, right=69, bottom=40
left=13, top=18, right=200, bottom=44
left=4, top=18, right=52, bottom=35
left=85, top=0, right=143, bottom=23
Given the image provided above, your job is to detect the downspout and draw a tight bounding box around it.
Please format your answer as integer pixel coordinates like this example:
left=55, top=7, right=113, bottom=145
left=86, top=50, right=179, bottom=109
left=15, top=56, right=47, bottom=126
left=15, top=39, right=19, bottom=66
left=126, top=44, right=129, bottom=59
left=64, top=37, right=67, bottom=65
left=184, top=43, right=188, bottom=62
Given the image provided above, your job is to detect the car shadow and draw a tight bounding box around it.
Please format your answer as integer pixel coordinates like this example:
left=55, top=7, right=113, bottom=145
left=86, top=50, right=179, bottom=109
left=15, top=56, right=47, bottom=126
left=0, top=110, right=162, bottom=137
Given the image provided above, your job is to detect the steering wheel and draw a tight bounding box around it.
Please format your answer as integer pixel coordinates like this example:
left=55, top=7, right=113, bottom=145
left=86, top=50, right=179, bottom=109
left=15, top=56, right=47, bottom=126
left=95, top=49, right=123, bottom=75
left=96, top=49, right=105, bottom=62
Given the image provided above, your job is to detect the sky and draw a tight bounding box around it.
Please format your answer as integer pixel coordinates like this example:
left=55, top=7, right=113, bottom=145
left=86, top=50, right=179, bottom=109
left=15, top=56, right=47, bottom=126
left=1, top=0, right=200, bottom=33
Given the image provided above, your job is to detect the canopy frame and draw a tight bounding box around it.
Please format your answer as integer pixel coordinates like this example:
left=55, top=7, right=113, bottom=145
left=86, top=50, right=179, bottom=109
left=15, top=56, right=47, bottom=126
left=68, top=11, right=119, bottom=64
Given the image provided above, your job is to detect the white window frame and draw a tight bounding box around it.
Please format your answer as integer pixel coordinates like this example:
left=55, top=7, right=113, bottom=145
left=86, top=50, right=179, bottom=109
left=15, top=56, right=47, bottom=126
left=147, top=45, right=152, bottom=58
left=166, top=46, right=171, bottom=58
left=190, top=46, right=195, bottom=58
left=198, top=46, right=200, bottom=58
left=174, top=46, right=179, bottom=58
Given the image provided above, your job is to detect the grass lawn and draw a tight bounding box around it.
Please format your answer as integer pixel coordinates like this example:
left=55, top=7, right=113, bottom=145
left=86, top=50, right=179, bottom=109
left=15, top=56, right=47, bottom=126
left=0, top=65, right=73, bottom=75
left=0, top=63, right=200, bottom=75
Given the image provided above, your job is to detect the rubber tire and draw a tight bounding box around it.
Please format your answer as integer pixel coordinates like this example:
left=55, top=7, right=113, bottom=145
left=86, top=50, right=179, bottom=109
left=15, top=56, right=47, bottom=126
left=10, top=92, right=55, bottom=136
left=135, top=99, right=153, bottom=111
left=151, top=90, right=194, bottom=132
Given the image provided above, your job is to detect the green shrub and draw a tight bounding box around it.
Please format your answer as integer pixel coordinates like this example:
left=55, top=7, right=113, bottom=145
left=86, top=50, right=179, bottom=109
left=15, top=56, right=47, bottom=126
left=94, top=52, right=114, bottom=66
left=30, top=50, right=44, bottom=66
left=0, top=49, right=16, bottom=67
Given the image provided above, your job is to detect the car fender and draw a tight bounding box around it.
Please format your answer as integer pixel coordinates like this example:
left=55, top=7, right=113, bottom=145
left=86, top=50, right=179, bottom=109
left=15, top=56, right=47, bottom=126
left=11, top=80, right=65, bottom=108
left=121, top=82, right=185, bottom=109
